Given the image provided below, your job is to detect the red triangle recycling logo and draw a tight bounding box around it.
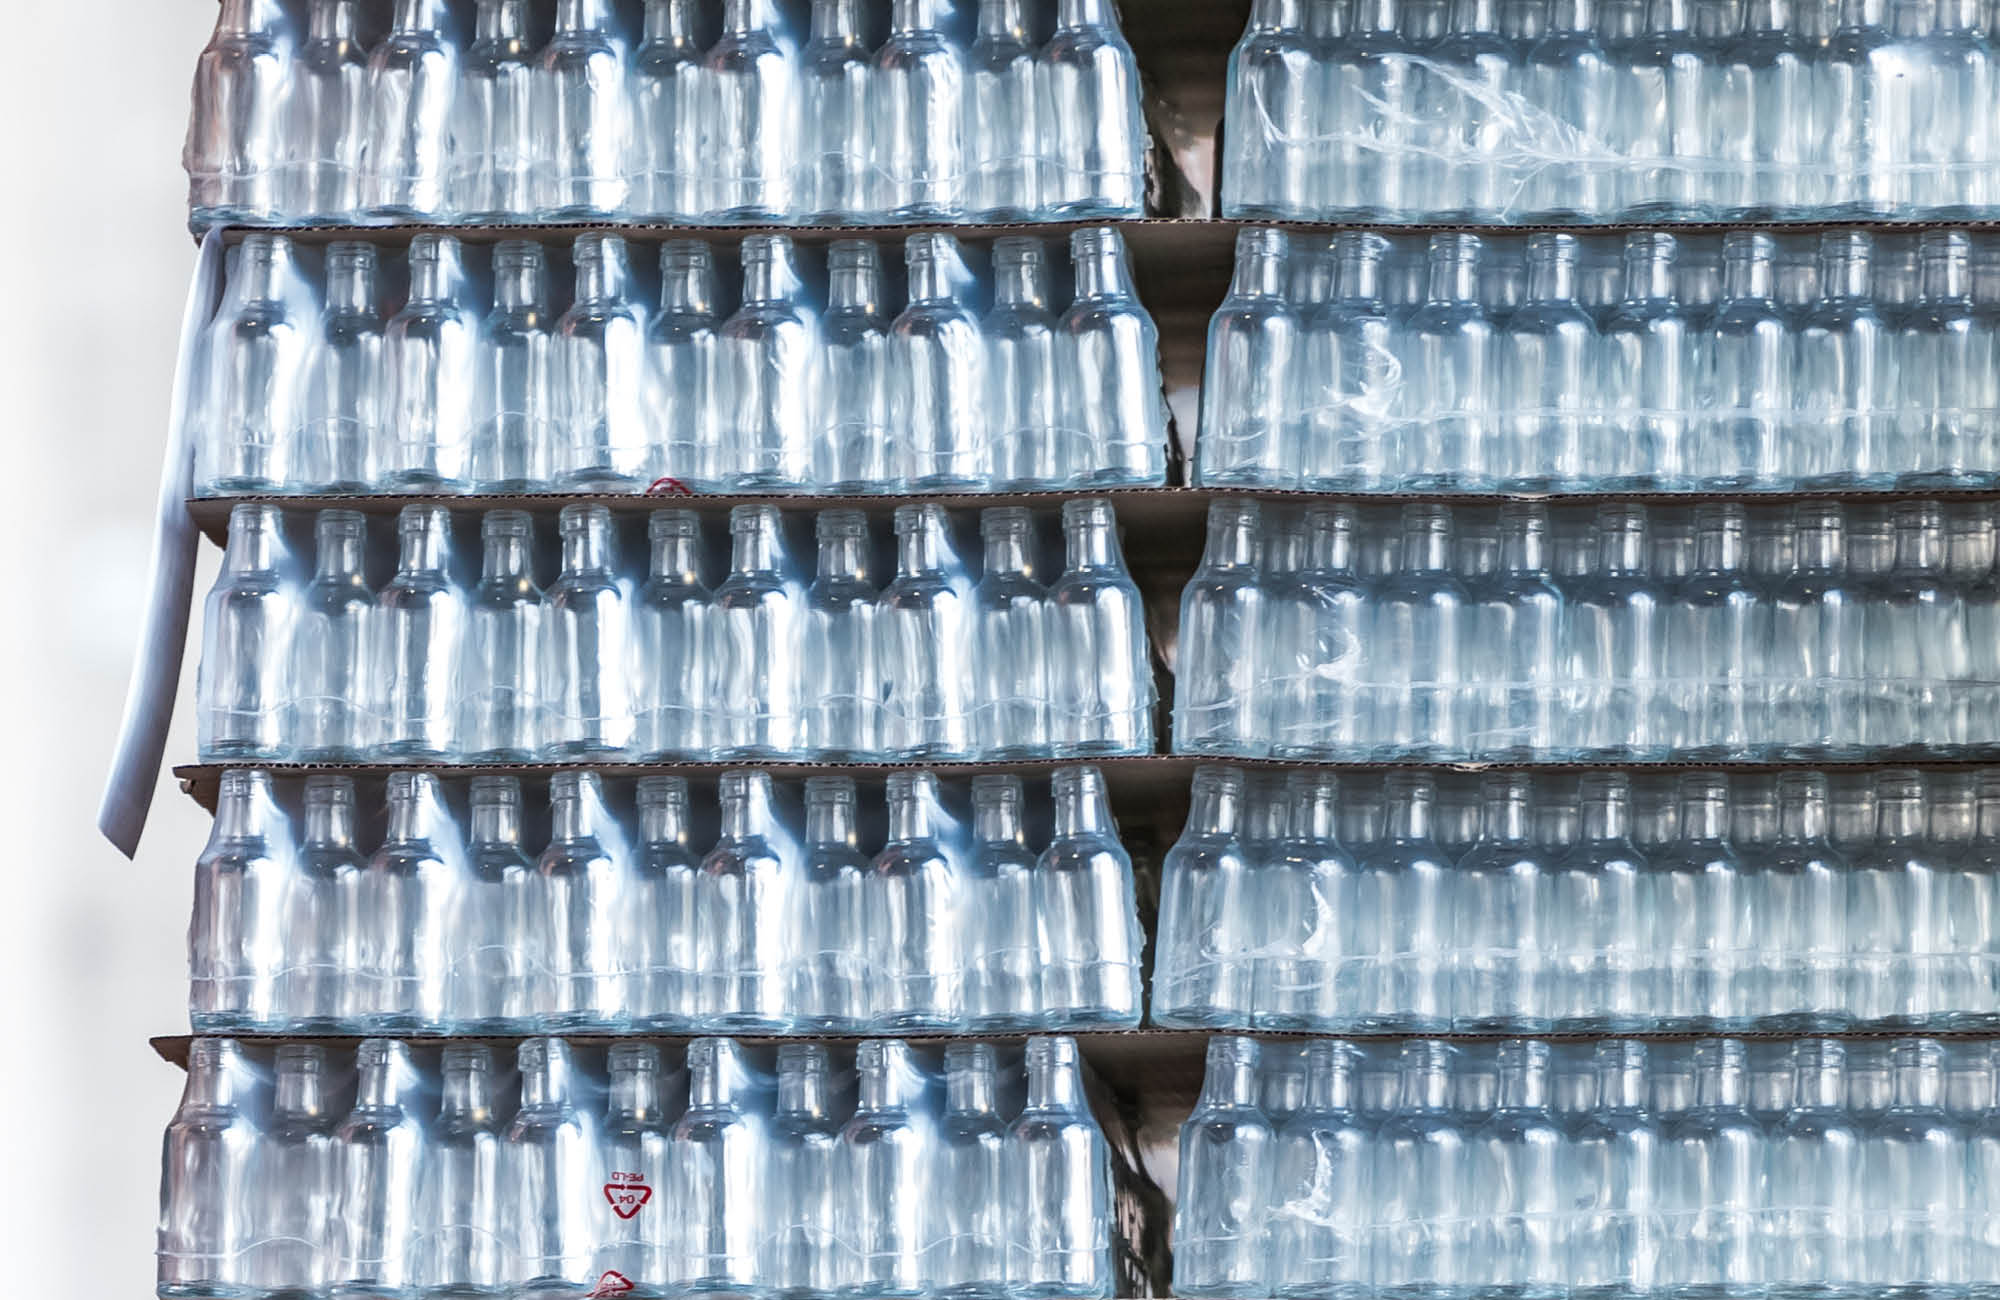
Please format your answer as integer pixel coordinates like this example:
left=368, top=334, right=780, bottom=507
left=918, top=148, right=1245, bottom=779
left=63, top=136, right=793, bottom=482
left=603, top=1178, right=653, bottom=1221
left=590, top=1271, right=636, bottom=1297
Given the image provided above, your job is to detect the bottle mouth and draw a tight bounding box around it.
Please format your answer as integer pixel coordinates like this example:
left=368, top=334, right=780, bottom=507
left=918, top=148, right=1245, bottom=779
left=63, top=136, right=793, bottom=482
left=648, top=509, right=701, bottom=540
left=469, top=775, right=522, bottom=803
left=1061, top=498, right=1115, bottom=528
left=442, top=1046, right=493, bottom=1071
left=816, top=509, right=869, bottom=539
left=481, top=509, right=534, bottom=538
left=729, top=505, right=780, bottom=533
left=637, top=774, right=690, bottom=804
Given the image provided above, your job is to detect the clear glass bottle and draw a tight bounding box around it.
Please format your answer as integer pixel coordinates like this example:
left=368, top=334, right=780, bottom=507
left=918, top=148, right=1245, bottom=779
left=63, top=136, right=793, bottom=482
left=1562, top=504, right=1662, bottom=757
left=632, top=510, right=713, bottom=761
left=894, top=234, right=987, bottom=490
left=1325, top=0, right=1418, bottom=219
left=1500, top=233, right=1597, bottom=491
left=1042, top=0, right=1146, bottom=215
left=1567, top=1039, right=1661, bottom=1295
left=1850, top=772, right=1940, bottom=1027
left=507, top=1038, right=601, bottom=1293
left=277, top=774, right=365, bottom=1032
left=1050, top=499, right=1154, bottom=756
left=159, top=1037, right=259, bottom=1296
left=1758, top=772, right=1849, bottom=1029
left=959, top=774, right=1040, bottom=1031
left=530, top=771, right=627, bottom=1029
left=1361, top=774, right=1454, bottom=1029
left=1454, top=776, right=1554, bottom=1032
left=299, top=240, right=383, bottom=493
left=633, top=0, right=704, bottom=222
left=1614, top=0, right=1709, bottom=219
left=1867, top=500, right=1967, bottom=752
left=648, top=240, right=722, bottom=491
left=713, top=504, right=800, bottom=756
left=360, top=0, right=459, bottom=219
left=1552, top=776, right=1647, bottom=1031
left=459, top=509, right=542, bottom=762
left=1173, top=1037, right=1276, bottom=1296
left=1302, top=233, right=1392, bottom=491
left=1424, top=0, right=1516, bottom=223
left=380, top=234, right=476, bottom=491
left=1768, top=504, right=1859, bottom=755
left=595, top=1043, right=673, bottom=1294
left=1863, top=1037, right=1967, bottom=1290
left=416, top=1043, right=504, bottom=1297
left=1252, top=772, right=1354, bottom=1029
left=358, top=771, right=463, bottom=1031
left=938, top=1044, right=1009, bottom=1298
left=555, top=235, right=649, bottom=490
left=766, top=1043, right=844, bottom=1297
left=1466, top=1039, right=1564, bottom=1295
left=1264, top=1038, right=1370, bottom=1296
left=1175, top=501, right=1267, bottom=755
left=1699, top=231, right=1788, bottom=489
left=374, top=505, right=463, bottom=759
left=1372, top=1040, right=1469, bottom=1292
left=720, top=235, right=815, bottom=489
left=185, top=0, right=294, bottom=225
left=1659, top=1038, right=1764, bottom=1294
left=288, top=510, right=373, bottom=760
left=1932, top=773, right=1992, bottom=1024
left=985, top=238, right=1064, bottom=488
left=1199, top=229, right=1298, bottom=488
left=876, top=0, right=968, bottom=219
left=450, top=775, right=532, bottom=1033
left=1038, top=766, right=1143, bottom=1028
left=816, top=241, right=893, bottom=491
left=1713, top=0, right=1812, bottom=217
left=1895, top=231, right=1980, bottom=486
left=1153, top=767, right=1255, bottom=1024
left=449, top=0, right=536, bottom=221
left=697, top=771, right=794, bottom=1030
left=199, top=504, right=295, bottom=762
left=795, top=776, right=872, bottom=1031
left=1797, top=231, right=1891, bottom=485
left=289, top=0, right=369, bottom=221
left=541, top=504, right=632, bottom=757
left=538, top=0, right=631, bottom=219
left=702, top=0, right=797, bottom=220
left=872, top=771, right=964, bottom=1029
left=251, top=1044, right=341, bottom=1296
left=469, top=240, right=553, bottom=492
left=800, top=0, right=875, bottom=221
left=1008, top=1036, right=1113, bottom=1297
left=1061, top=227, right=1168, bottom=485
left=971, top=509, right=1050, bottom=758
left=189, top=768, right=290, bottom=1032
left=1367, top=504, right=1467, bottom=758
left=1224, top=0, right=1315, bottom=220
left=969, top=0, right=1044, bottom=221
left=331, top=1039, right=427, bottom=1296
left=201, top=234, right=308, bottom=496
left=1673, top=502, right=1768, bottom=757
left=1404, top=234, right=1497, bottom=489
left=1268, top=505, right=1368, bottom=757
left=879, top=504, right=975, bottom=759
left=843, top=1039, right=937, bottom=1296
left=1602, top=232, right=1694, bottom=488
left=797, top=510, right=879, bottom=759
left=1650, top=774, right=1750, bottom=1030
left=629, top=775, right=700, bottom=1031
left=671, top=1038, right=766, bottom=1292
left=1467, top=502, right=1562, bottom=758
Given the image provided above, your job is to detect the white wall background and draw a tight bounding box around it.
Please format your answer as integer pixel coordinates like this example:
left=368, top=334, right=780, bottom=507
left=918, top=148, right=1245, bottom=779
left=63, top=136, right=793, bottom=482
left=0, top=3, right=228, bottom=1288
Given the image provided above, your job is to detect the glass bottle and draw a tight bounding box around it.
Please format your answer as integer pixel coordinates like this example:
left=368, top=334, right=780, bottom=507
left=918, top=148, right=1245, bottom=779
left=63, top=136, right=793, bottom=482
left=872, top=771, right=964, bottom=1029
left=1038, top=766, right=1143, bottom=1027
left=648, top=241, right=722, bottom=491
left=1929, top=0, right=1996, bottom=215
left=1404, top=234, right=1497, bottom=489
left=894, top=234, right=986, bottom=490
left=450, top=775, right=532, bottom=1033
left=278, top=774, right=364, bottom=1032
left=1252, top=772, right=1354, bottom=1029
left=449, top=0, right=536, bottom=221
left=380, top=234, right=475, bottom=491
left=1821, top=0, right=1896, bottom=216
left=963, top=2, right=1040, bottom=223
left=1050, top=499, right=1154, bottom=756
left=555, top=235, right=649, bottom=490
left=1551, top=775, right=1649, bottom=1033
left=1042, top=0, right=1146, bottom=215
left=816, top=241, right=892, bottom=491
left=969, top=510, right=1051, bottom=760
left=417, top=1044, right=504, bottom=1297
left=1267, top=505, right=1367, bottom=757
left=541, top=504, right=632, bottom=757
left=596, top=1043, right=673, bottom=1294
left=630, top=776, right=699, bottom=1030
left=1659, top=1038, right=1764, bottom=1294
left=1850, top=772, right=1940, bottom=1027
left=538, top=0, right=630, bottom=219
left=357, top=771, right=462, bottom=1031
left=459, top=509, right=542, bottom=762
left=1372, top=1040, right=1469, bottom=1292
left=1326, top=0, right=1418, bottom=219
left=185, top=0, right=294, bottom=225
left=200, top=234, right=308, bottom=496
left=1424, top=0, right=1516, bottom=223
left=1932, top=773, right=1992, bottom=1023
left=1562, top=504, right=1661, bottom=757
left=1153, top=767, right=1254, bottom=1025
left=1758, top=772, right=1849, bottom=1030
left=634, top=0, right=704, bottom=221
left=1713, top=0, right=1812, bottom=217
left=1699, top=231, right=1788, bottom=489
left=719, top=235, right=815, bottom=489
left=671, top=1038, right=766, bottom=1291
left=190, top=768, right=290, bottom=1032
left=712, top=505, right=800, bottom=756
left=289, top=0, right=368, bottom=220
left=1173, top=1037, right=1275, bottom=1296
left=1466, top=1039, right=1565, bottom=1295
left=1614, top=0, right=1708, bottom=218
left=360, top=0, right=459, bottom=219
left=697, top=771, right=794, bottom=1030
left=1368, top=505, right=1467, bottom=758
left=1467, top=503, right=1562, bottom=758
left=797, top=510, right=878, bottom=759
left=1768, top=504, right=1858, bottom=755
left=1674, top=502, right=1768, bottom=757
left=800, top=0, right=875, bottom=221
left=1062, top=227, right=1168, bottom=484
left=1650, top=774, right=1750, bottom=1030
left=159, top=1037, right=260, bottom=1297
left=374, top=505, right=463, bottom=759
left=1863, top=1038, right=1966, bottom=1290
left=530, top=770, right=627, bottom=1029
left=796, top=776, right=873, bottom=1031
left=876, top=0, right=968, bottom=219
left=958, top=774, right=1040, bottom=1031
left=1867, top=500, right=1967, bottom=752
left=938, top=1044, right=1009, bottom=1298
left=299, top=241, right=383, bottom=493
left=1200, top=229, right=1298, bottom=488
left=199, top=504, right=294, bottom=762
left=508, top=1038, right=600, bottom=1292
left=469, top=240, right=553, bottom=492
left=1008, top=1036, right=1113, bottom=1296
left=843, top=1040, right=937, bottom=1296
left=288, top=510, right=373, bottom=761
left=766, top=1044, right=843, bottom=1297
left=1601, top=232, right=1693, bottom=488
left=702, top=0, right=796, bottom=221
left=985, top=238, right=1064, bottom=488
left=879, top=505, right=974, bottom=759
left=1454, top=776, right=1554, bottom=1032
left=1500, top=233, right=1597, bottom=491
left=1797, top=231, right=1890, bottom=485
left=332, top=1039, right=427, bottom=1296
left=1361, top=774, right=1454, bottom=1029
left=1222, top=0, right=1315, bottom=220
left=1175, top=501, right=1267, bottom=755
left=252, top=1044, right=341, bottom=1296
left=1899, top=230, right=1984, bottom=486
left=1568, top=1040, right=1661, bottom=1295
left=632, top=510, right=713, bottom=761
left=1264, top=1039, right=1370, bottom=1294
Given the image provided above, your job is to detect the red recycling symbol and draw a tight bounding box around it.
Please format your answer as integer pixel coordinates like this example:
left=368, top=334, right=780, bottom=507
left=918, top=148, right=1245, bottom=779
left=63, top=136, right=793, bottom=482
left=590, top=1271, right=636, bottom=1296
left=603, top=1179, right=653, bottom=1220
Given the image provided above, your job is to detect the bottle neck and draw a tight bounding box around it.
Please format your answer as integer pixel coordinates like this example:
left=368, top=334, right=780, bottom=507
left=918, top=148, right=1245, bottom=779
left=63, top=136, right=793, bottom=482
left=355, top=1052, right=408, bottom=1109
left=561, top=519, right=615, bottom=576
left=398, top=521, right=448, bottom=576
left=1681, top=794, right=1730, bottom=843
left=1526, top=250, right=1578, bottom=305
left=661, top=255, right=715, bottom=315
left=1549, top=0, right=1597, bottom=28
left=741, top=247, right=799, bottom=306
left=1599, top=1058, right=1647, bottom=1110
left=947, top=1064, right=999, bottom=1117
left=980, top=0, right=1031, bottom=38
left=1404, top=1061, right=1452, bottom=1112
left=574, top=248, right=629, bottom=304
left=807, top=795, right=858, bottom=847
left=730, top=520, right=782, bottom=576
left=1896, top=518, right=1946, bottom=572
left=481, top=532, right=532, bottom=584
left=897, top=520, right=949, bottom=577
left=1581, top=794, right=1630, bottom=843
left=493, top=258, right=544, bottom=313
left=224, top=516, right=283, bottom=576
left=723, top=0, right=780, bottom=34
left=1924, top=251, right=1972, bottom=302
left=1723, top=245, right=1777, bottom=302
left=1028, top=1052, right=1087, bottom=1110
left=983, top=527, right=1034, bottom=578
left=720, top=784, right=772, bottom=842
left=609, top=1065, right=662, bottom=1119
left=477, top=0, right=529, bottom=40
left=1824, top=247, right=1873, bottom=300
left=1483, top=794, right=1533, bottom=845
left=649, top=531, right=702, bottom=585
left=303, top=796, right=357, bottom=851
left=1894, top=1058, right=1944, bottom=1110
left=640, top=793, right=689, bottom=846
left=1387, top=791, right=1434, bottom=841
left=1625, top=248, right=1676, bottom=302
left=892, top=0, right=946, bottom=34
left=888, top=788, right=936, bottom=842
left=1696, top=523, right=1746, bottom=575
left=1059, top=0, right=1119, bottom=26
left=907, top=249, right=958, bottom=305
left=994, top=255, right=1050, bottom=310
left=1499, top=519, right=1548, bottom=575
left=645, top=0, right=698, bottom=43
left=1778, top=791, right=1830, bottom=843
left=1201, top=1055, right=1262, bottom=1109
left=1053, top=776, right=1113, bottom=838
left=326, top=256, right=375, bottom=314
left=219, top=0, right=288, bottom=36
left=520, top=1049, right=574, bottom=1108
left=556, top=0, right=618, bottom=31
left=1402, top=520, right=1453, bottom=573
left=549, top=785, right=599, bottom=842
left=813, top=0, right=867, bottom=42
left=384, top=788, right=430, bottom=842
left=1796, top=522, right=1845, bottom=574
left=1796, top=1057, right=1845, bottom=1110
left=779, top=1060, right=830, bottom=1118
left=1933, top=796, right=1977, bottom=844
left=470, top=795, right=523, bottom=848
left=274, top=1061, right=330, bottom=1119
left=1074, top=236, right=1135, bottom=299
left=1428, top=251, right=1480, bottom=305
left=183, top=1047, right=245, bottom=1109
left=1598, top=521, right=1647, bottom=575
left=829, top=259, right=882, bottom=314
left=1500, top=1058, right=1551, bottom=1110
left=1354, top=0, right=1400, bottom=32
left=1065, top=514, right=1121, bottom=571
left=1697, top=1058, right=1747, bottom=1109
left=213, top=776, right=276, bottom=840
left=815, top=532, right=868, bottom=583
left=1881, top=795, right=1927, bottom=842
left=392, top=0, right=450, bottom=34
left=440, top=1065, right=495, bottom=1120
left=1189, top=779, right=1244, bottom=837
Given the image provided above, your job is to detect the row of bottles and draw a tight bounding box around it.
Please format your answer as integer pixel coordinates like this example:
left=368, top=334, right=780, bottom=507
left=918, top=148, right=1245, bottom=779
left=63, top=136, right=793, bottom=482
left=1175, top=497, right=2000, bottom=761
left=186, top=0, right=1147, bottom=228
left=1224, top=0, right=2000, bottom=223
left=1201, top=226, right=2000, bottom=493
left=193, top=229, right=1167, bottom=499
left=189, top=766, right=1143, bottom=1034
left=1177, top=1034, right=2000, bottom=1297
left=160, top=1034, right=1119, bottom=1299
left=1156, top=765, right=2000, bottom=1033
left=197, top=500, right=1155, bottom=763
